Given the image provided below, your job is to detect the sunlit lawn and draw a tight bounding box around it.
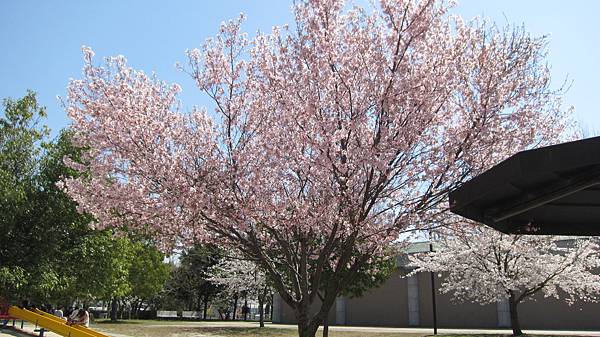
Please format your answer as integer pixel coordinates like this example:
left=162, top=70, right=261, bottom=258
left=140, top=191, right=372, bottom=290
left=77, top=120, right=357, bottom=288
left=92, top=321, right=577, bottom=337
left=93, top=320, right=426, bottom=337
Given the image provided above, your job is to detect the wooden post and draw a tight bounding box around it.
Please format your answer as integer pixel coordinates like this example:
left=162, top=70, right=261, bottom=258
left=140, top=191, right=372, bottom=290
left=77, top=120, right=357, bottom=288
left=430, top=243, right=437, bottom=335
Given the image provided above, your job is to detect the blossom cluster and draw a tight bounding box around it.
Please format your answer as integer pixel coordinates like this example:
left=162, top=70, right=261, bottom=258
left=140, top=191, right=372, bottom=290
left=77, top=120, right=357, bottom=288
left=62, top=0, right=574, bottom=318
left=409, top=225, right=600, bottom=304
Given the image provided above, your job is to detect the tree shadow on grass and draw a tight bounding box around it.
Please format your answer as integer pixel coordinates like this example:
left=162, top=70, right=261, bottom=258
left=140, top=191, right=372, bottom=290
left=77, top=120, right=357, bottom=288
left=94, top=325, right=297, bottom=337
left=95, top=319, right=142, bottom=324
left=179, top=327, right=292, bottom=336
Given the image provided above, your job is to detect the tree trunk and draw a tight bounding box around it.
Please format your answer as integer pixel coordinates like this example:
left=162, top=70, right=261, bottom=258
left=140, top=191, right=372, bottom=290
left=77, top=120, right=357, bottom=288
left=265, top=302, right=270, bottom=318
left=233, top=294, right=238, bottom=320
left=243, top=296, right=248, bottom=321
left=258, top=289, right=266, bottom=328
left=199, top=293, right=204, bottom=311
left=323, top=306, right=330, bottom=337
left=117, top=299, right=125, bottom=320
left=270, top=294, right=274, bottom=322
left=110, top=297, right=118, bottom=322
left=297, top=324, right=320, bottom=337
left=132, top=300, right=138, bottom=319
left=135, top=299, right=143, bottom=319
left=508, top=292, right=523, bottom=336
left=203, top=294, right=209, bottom=320
left=294, top=299, right=324, bottom=337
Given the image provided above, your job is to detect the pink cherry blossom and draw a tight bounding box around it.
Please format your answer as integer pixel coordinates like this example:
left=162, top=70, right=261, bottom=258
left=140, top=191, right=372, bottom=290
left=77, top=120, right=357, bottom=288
left=63, top=1, right=574, bottom=336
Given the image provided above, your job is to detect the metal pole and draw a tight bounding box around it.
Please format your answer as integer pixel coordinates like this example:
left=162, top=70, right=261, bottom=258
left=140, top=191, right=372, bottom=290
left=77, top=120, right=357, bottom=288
left=430, top=243, right=438, bottom=335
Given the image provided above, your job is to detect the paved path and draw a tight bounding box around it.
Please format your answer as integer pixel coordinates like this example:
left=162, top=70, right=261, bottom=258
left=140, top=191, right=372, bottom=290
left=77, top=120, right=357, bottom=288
left=3, top=320, right=600, bottom=336
left=0, top=321, right=62, bottom=337
left=259, top=322, right=600, bottom=336
left=142, top=321, right=600, bottom=336
left=0, top=321, right=130, bottom=337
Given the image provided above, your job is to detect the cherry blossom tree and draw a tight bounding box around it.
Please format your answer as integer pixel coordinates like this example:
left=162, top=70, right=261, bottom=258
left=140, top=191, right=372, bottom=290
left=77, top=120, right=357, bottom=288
left=208, top=256, right=271, bottom=326
left=410, top=225, right=600, bottom=336
left=62, top=1, right=573, bottom=336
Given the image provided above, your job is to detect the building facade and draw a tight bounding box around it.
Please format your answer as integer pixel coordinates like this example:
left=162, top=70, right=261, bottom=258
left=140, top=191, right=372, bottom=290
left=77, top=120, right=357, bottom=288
left=272, top=244, right=600, bottom=329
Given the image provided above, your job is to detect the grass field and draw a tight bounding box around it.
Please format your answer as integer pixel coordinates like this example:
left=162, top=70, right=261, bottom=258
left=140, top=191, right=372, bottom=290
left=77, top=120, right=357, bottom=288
left=91, top=320, right=573, bottom=337
left=93, top=320, right=426, bottom=337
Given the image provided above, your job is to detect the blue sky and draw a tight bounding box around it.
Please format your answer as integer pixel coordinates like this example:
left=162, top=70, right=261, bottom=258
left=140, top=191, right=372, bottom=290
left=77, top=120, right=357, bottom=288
left=1, top=0, right=599, bottom=138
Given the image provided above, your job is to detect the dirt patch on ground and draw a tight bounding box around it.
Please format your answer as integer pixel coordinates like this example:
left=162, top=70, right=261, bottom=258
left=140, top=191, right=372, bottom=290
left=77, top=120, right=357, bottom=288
left=95, top=323, right=426, bottom=337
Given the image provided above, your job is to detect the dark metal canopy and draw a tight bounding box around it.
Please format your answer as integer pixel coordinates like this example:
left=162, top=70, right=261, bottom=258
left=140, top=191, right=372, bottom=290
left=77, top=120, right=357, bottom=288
left=449, top=136, right=600, bottom=235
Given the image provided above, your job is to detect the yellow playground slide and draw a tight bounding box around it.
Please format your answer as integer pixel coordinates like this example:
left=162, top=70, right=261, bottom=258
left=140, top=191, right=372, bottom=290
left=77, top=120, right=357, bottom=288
left=8, top=306, right=110, bottom=337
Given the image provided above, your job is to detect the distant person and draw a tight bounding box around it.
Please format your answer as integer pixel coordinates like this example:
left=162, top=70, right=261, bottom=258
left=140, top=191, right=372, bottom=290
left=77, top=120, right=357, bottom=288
left=54, top=307, right=64, bottom=319
left=67, top=308, right=89, bottom=327
left=20, top=300, right=37, bottom=311
left=67, top=307, right=80, bottom=322
left=65, top=306, right=74, bottom=318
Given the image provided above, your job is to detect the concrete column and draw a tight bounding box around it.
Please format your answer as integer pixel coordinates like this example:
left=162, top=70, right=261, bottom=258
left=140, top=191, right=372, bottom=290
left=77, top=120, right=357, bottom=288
left=497, top=298, right=510, bottom=327
left=335, top=296, right=346, bottom=325
left=407, top=274, right=420, bottom=326
left=272, top=293, right=281, bottom=323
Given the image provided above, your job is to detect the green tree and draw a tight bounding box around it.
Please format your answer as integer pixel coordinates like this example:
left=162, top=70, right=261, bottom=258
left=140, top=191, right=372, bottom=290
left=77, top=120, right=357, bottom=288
left=0, top=92, right=174, bottom=313
left=163, top=245, right=222, bottom=318
left=128, top=242, right=171, bottom=317
left=28, top=130, right=93, bottom=304
left=45, top=132, right=169, bottom=316
left=71, top=231, right=134, bottom=320
left=0, top=90, right=53, bottom=303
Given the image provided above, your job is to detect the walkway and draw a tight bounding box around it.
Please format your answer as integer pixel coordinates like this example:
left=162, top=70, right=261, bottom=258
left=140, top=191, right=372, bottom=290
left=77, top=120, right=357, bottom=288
left=3, top=320, right=600, bottom=336
left=269, top=322, right=600, bottom=336
left=0, top=320, right=62, bottom=337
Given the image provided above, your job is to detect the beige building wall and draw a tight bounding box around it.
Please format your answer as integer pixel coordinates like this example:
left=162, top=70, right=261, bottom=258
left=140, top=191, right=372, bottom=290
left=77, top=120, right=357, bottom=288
left=518, top=294, right=600, bottom=330
left=416, top=272, right=497, bottom=328
left=345, top=269, right=409, bottom=326
left=274, top=268, right=600, bottom=329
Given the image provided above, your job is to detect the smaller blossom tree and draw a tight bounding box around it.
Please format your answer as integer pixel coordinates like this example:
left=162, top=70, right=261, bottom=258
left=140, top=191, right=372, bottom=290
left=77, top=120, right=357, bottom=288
left=410, top=225, right=600, bottom=336
left=207, top=256, right=272, bottom=326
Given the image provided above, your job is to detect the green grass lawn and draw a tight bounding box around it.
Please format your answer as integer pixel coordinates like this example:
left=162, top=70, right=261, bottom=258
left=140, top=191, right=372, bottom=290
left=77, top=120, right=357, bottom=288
left=92, top=320, right=426, bottom=337
left=97, top=326, right=423, bottom=337
left=91, top=320, right=574, bottom=337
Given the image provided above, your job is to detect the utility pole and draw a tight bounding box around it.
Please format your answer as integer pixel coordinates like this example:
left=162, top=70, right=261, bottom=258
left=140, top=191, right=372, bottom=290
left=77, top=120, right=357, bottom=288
left=430, top=242, right=438, bottom=335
